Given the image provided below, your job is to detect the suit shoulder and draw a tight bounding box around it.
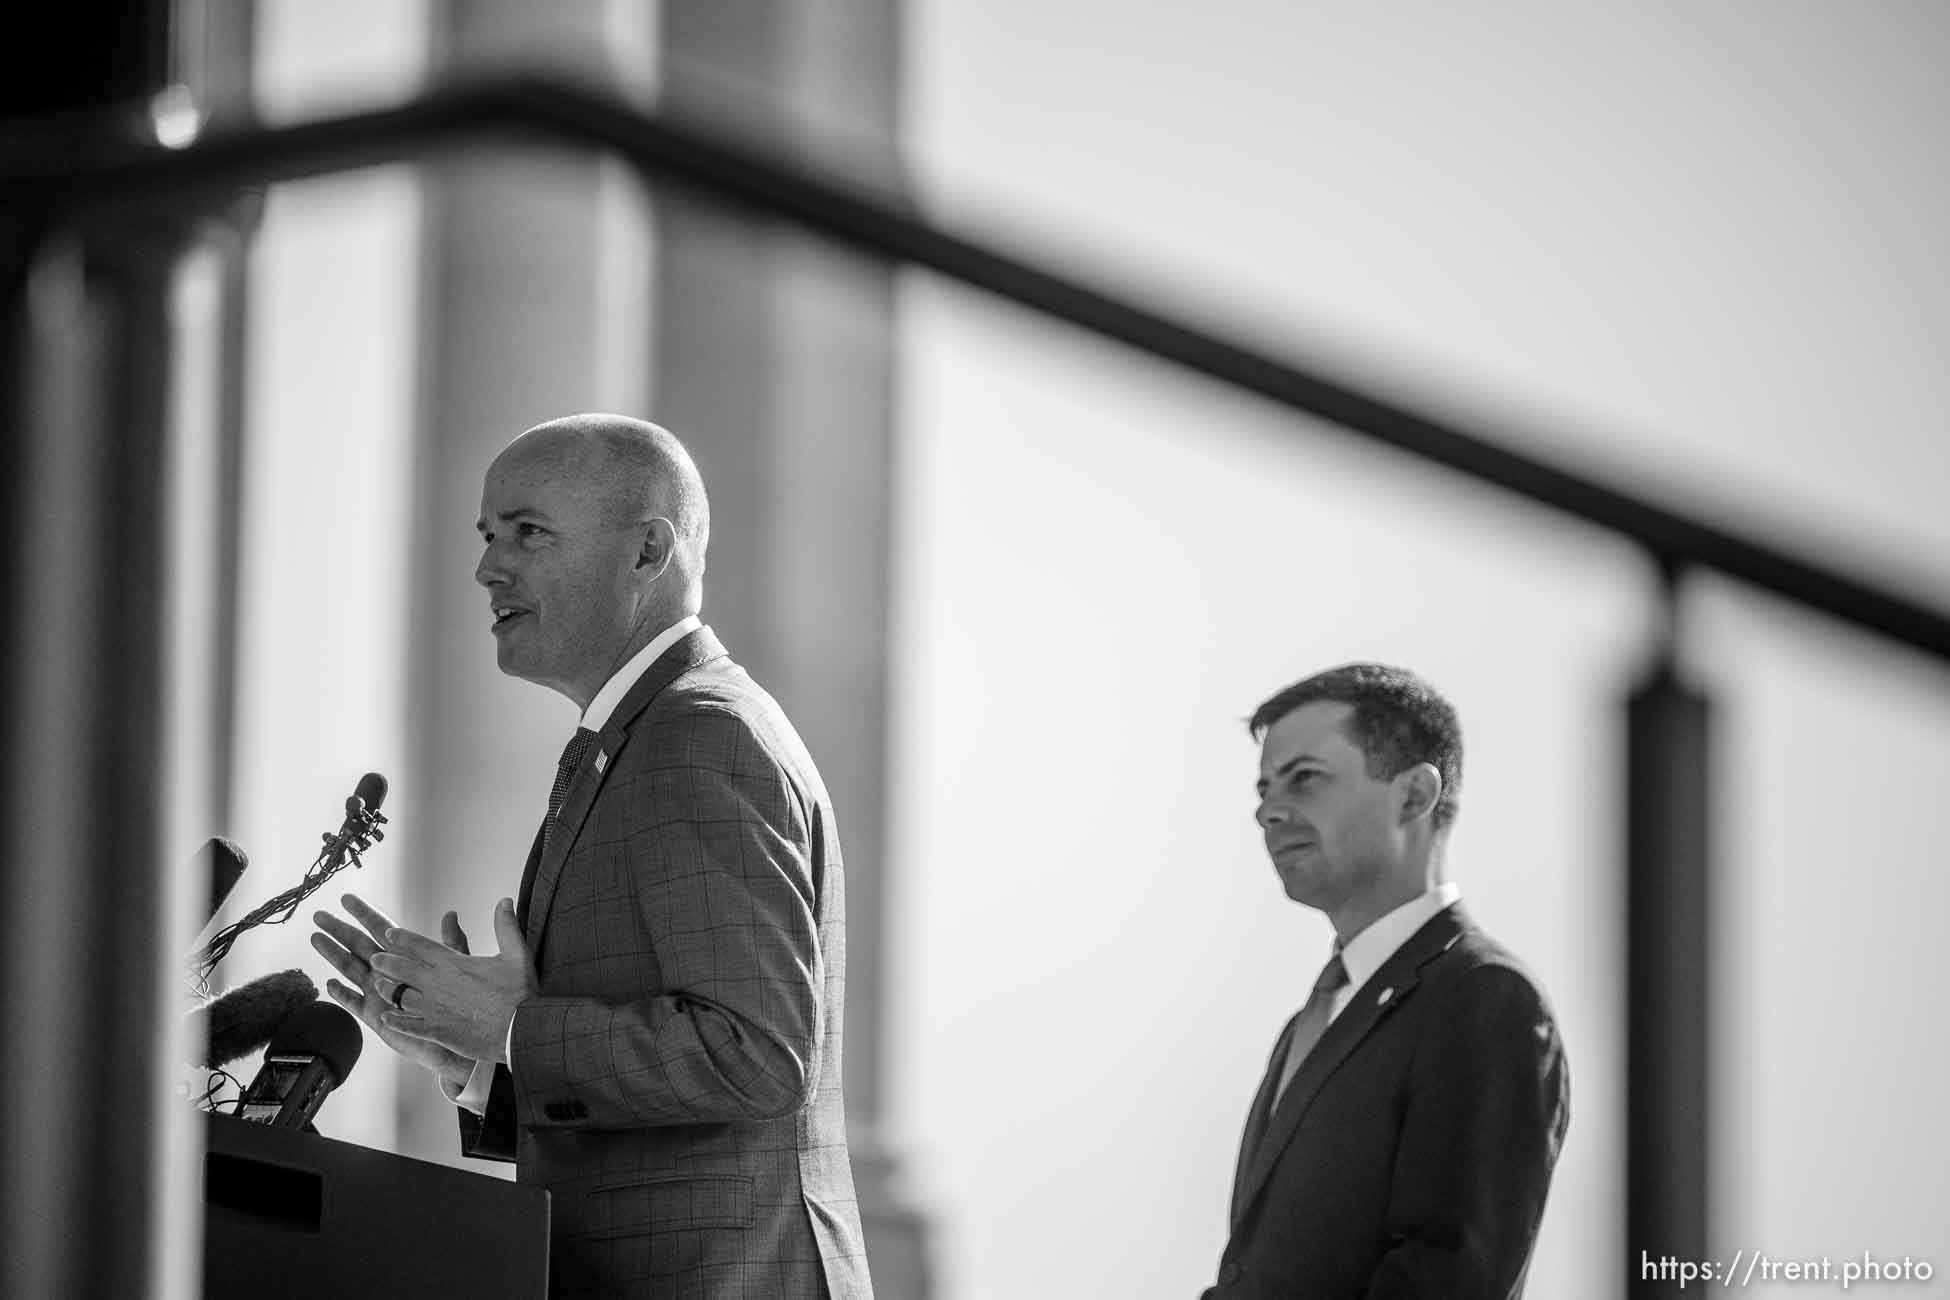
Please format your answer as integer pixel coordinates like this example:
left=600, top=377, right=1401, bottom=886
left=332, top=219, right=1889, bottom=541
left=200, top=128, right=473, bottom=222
left=641, top=660, right=826, bottom=785
left=655, top=654, right=770, bottom=710
left=634, top=656, right=774, bottom=733
left=1429, top=927, right=1557, bottom=1021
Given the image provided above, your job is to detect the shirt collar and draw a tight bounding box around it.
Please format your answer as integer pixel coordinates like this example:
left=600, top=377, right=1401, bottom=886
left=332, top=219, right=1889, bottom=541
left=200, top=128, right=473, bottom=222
left=580, top=614, right=702, bottom=732
left=1338, top=881, right=1462, bottom=994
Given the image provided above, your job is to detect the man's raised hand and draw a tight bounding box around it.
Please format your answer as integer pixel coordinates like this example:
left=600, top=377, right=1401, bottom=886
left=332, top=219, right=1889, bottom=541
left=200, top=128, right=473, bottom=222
left=310, top=893, right=473, bottom=1091
left=367, top=897, right=539, bottom=1065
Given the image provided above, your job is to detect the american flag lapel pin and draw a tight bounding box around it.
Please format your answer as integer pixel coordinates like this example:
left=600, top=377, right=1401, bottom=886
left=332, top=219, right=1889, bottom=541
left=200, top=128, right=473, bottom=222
left=594, top=749, right=609, bottom=774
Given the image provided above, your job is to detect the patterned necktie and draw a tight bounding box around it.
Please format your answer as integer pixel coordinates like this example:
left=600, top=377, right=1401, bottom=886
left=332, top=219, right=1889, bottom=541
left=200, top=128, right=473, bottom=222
left=1271, top=950, right=1350, bottom=1108
left=516, top=727, right=597, bottom=933
left=543, top=726, right=597, bottom=857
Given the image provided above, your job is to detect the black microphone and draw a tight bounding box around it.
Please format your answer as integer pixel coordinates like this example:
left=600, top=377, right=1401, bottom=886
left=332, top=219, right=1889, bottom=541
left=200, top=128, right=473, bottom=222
left=348, top=772, right=388, bottom=820
left=236, top=1000, right=363, bottom=1129
left=185, top=968, right=318, bottom=1069
left=203, top=836, right=249, bottom=925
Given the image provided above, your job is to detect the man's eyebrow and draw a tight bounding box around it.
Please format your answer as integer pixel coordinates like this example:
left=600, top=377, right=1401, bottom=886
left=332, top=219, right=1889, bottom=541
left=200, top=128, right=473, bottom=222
left=1255, top=752, right=1325, bottom=793
left=475, top=507, right=550, bottom=535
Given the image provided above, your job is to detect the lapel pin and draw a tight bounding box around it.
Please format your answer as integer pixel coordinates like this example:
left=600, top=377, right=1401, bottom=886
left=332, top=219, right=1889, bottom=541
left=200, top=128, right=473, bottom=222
left=594, top=749, right=609, bottom=774
left=1376, top=987, right=1394, bottom=1006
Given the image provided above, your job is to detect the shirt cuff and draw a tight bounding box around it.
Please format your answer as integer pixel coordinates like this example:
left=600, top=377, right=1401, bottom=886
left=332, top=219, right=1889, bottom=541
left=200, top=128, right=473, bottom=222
left=449, top=1009, right=519, bottom=1115
left=451, top=1056, right=496, bottom=1114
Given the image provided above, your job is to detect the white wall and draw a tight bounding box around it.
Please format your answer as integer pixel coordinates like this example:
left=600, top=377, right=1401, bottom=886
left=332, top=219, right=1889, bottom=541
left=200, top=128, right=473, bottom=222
left=894, top=4, right=1949, bottom=1298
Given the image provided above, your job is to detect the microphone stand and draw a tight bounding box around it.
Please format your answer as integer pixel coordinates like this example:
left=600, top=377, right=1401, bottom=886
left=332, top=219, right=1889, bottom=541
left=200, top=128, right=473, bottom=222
left=192, top=781, right=388, bottom=989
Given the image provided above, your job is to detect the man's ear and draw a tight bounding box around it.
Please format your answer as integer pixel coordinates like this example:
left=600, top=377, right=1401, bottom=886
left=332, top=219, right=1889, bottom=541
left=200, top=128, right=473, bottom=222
left=635, top=517, right=676, bottom=577
left=1396, top=763, right=1442, bottom=826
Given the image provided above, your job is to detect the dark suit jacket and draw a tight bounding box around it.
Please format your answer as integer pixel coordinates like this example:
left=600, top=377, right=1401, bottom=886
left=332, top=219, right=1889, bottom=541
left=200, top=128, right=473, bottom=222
left=458, top=627, right=873, bottom=1300
left=1207, top=903, right=1569, bottom=1300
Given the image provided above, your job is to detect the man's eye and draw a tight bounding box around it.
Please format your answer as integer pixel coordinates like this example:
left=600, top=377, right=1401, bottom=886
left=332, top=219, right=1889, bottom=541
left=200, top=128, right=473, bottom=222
left=518, top=523, right=544, bottom=538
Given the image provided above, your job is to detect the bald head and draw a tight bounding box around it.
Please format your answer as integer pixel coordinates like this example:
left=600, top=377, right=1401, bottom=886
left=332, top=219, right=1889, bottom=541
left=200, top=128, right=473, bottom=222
left=500, top=413, right=710, bottom=575
left=474, top=414, right=712, bottom=707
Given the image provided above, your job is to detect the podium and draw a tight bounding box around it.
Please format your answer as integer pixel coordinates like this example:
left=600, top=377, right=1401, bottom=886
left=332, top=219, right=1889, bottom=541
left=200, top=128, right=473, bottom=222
left=203, top=1112, right=549, bottom=1299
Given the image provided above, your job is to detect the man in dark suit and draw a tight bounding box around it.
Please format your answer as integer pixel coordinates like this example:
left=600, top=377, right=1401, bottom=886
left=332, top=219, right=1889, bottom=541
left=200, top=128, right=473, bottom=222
left=312, top=414, right=873, bottom=1299
left=1206, top=663, right=1569, bottom=1300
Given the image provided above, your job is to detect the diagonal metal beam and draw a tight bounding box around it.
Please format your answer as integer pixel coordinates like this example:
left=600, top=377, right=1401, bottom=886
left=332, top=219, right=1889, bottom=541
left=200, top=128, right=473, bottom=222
left=7, top=73, right=1947, bottom=664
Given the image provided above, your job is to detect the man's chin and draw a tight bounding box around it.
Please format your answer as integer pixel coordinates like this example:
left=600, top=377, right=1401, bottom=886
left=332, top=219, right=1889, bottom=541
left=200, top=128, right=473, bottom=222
left=494, top=644, right=542, bottom=682
left=1275, top=869, right=1323, bottom=907
left=492, top=652, right=576, bottom=701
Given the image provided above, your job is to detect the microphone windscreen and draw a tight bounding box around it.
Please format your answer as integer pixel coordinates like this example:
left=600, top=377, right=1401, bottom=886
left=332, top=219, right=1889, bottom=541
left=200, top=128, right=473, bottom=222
left=353, top=772, right=388, bottom=813
left=267, top=1000, right=365, bottom=1085
left=204, top=836, right=248, bottom=923
left=193, top=968, right=318, bottom=1068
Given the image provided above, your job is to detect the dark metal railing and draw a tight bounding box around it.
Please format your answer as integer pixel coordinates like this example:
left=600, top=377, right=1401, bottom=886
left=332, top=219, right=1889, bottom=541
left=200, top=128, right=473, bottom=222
left=6, top=72, right=1947, bottom=666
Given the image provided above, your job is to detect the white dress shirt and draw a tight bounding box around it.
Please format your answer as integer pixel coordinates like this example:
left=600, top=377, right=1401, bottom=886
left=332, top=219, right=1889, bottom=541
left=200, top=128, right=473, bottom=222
left=450, top=615, right=703, bottom=1112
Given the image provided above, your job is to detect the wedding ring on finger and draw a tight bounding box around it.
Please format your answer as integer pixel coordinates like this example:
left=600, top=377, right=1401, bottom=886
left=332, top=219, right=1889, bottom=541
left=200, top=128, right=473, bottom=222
left=387, top=980, right=412, bottom=1011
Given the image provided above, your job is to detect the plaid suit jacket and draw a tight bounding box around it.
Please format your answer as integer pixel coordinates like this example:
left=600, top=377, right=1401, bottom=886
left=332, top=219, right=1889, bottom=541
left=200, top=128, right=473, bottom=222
left=458, top=627, right=874, bottom=1300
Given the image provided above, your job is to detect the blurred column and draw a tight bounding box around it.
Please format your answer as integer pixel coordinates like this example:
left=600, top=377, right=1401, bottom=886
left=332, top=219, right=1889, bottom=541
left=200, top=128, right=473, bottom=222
left=405, top=4, right=930, bottom=1290
left=2, top=199, right=183, bottom=1300
left=1625, top=609, right=1713, bottom=1294
left=173, top=0, right=261, bottom=836
left=655, top=5, right=932, bottom=1295
left=0, top=3, right=255, bottom=1296
left=397, top=0, right=656, bottom=1161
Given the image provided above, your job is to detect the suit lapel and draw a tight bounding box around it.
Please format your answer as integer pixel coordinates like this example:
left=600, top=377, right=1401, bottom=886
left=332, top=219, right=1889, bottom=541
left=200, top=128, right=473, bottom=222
left=1230, top=1012, right=1300, bottom=1228
left=522, top=626, right=729, bottom=950
left=1232, top=903, right=1470, bottom=1229
left=513, top=820, right=547, bottom=933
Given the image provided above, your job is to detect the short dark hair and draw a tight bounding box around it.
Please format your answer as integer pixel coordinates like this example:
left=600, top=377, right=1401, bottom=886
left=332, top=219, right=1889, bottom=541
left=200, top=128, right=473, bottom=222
left=1248, top=663, right=1463, bottom=830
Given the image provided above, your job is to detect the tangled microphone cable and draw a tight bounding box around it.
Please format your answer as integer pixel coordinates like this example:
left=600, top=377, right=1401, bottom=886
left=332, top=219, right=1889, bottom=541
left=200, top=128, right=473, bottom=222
left=192, top=772, right=390, bottom=986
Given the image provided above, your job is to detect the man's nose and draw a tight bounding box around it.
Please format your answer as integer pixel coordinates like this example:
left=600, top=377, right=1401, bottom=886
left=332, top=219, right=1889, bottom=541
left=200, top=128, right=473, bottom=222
left=475, top=546, right=506, bottom=589
left=1256, top=799, right=1289, bottom=829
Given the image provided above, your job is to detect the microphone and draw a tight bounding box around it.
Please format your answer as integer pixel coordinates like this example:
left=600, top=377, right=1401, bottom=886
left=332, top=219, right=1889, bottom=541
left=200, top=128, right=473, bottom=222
left=348, top=772, right=388, bottom=820
left=236, top=1000, right=364, bottom=1129
left=193, top=772, right=390, bottom=978
left=203, top=836, right=249, bottom=925
left=185, top=968, right=318, bottom=1069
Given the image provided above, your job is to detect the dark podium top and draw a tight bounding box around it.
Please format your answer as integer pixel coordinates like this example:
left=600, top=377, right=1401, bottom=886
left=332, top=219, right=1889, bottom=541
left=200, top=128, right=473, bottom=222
left=203, top=1111, right=549, bottom=1299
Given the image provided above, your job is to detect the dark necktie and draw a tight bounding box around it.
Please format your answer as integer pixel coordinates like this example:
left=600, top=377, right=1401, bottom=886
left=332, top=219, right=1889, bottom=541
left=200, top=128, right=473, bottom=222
left=544, top=726, right=597, bottom=857
left=1272, top=950, right=1350, bottom=1108
left=1229, top=949, right=1354, bottom=1224
left=519, top=727, right=596, bottom=929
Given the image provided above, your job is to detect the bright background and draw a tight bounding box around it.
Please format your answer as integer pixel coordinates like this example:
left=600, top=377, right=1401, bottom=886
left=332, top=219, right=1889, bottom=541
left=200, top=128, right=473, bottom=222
left=215, top=4, right=1949, bottom=1298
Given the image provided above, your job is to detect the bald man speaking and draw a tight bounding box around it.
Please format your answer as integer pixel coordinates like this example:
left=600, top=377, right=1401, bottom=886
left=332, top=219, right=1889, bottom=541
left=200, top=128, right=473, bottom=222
left=313, top=415, right=874, bottom=1299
